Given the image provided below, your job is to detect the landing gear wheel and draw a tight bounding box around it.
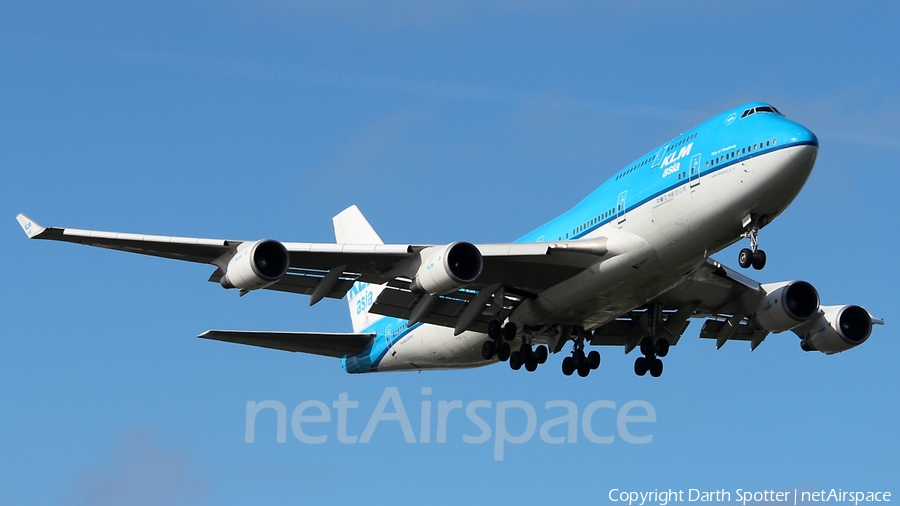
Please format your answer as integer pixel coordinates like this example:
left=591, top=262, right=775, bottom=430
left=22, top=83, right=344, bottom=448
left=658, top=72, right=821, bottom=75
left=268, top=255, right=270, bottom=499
left=577, top=362, right=591, bottom=377
left=535, top=345, right=549, bottom=365
left=519, top=345, right=533, bottom=361
left=509, top=351, right=523, bottom=370
left=503, top=322, right=517, bottom=341
left=655, top=339, right=670, bottom=358
left=497, top=342, right=511, bottom=362
left=752, top=249, right=767, bottom=270
left=649, top=358, right=664, bottom=377
left=561, top=356, right=575, bottom=376
left=738, top=248, right=754, bottom=269
left=525, top=357, right=538, bottom=372
left=488, top=320, right=502, bottom=340
left=639, top=337, right=655, bottom=356
left=573, top=349, right=586, bottom=364
left=588, top=350, right=601, bottom=370
left=634, top=356, right=649, bottom=376
left=481, top=340, right=496, bottom=360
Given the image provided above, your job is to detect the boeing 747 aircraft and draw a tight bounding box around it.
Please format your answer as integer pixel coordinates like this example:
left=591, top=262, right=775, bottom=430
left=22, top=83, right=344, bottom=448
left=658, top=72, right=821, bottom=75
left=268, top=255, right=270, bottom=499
left=17, top=102, right=884, bottom=378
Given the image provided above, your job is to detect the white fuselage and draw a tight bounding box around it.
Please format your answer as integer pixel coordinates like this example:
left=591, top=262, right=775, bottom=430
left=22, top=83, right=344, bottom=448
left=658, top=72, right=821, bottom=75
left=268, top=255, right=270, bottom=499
left=374, top=143, right=818, bottom=371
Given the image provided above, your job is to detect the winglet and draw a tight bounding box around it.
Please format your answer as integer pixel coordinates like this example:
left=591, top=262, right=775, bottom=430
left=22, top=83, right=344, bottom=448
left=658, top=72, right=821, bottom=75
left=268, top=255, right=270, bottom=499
left=16, top=214, right=46, bottom=239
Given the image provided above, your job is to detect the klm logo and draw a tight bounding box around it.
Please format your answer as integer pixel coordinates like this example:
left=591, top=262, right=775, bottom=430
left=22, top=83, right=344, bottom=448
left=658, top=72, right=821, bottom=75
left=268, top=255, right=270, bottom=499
left=661, top=143, right=694, bottom=178
left=662, top=143, right=694, bottom=167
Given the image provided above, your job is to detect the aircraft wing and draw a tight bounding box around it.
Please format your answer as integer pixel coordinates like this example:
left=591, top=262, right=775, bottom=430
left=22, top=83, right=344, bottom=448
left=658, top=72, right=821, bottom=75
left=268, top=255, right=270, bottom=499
left=16, top=213, right=236, bottom=264
left=655, top=258, right=762, bottom=316
left=584, top=259, right=767, bottom=352
left=198, top=330, right=375, bottom=358
left=15, top=213, right=608, bottom=307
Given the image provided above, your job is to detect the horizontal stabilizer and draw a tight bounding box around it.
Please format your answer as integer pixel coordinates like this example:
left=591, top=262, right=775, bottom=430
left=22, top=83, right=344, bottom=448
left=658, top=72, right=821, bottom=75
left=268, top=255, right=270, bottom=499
left=198, top=330, right=375, bottom=358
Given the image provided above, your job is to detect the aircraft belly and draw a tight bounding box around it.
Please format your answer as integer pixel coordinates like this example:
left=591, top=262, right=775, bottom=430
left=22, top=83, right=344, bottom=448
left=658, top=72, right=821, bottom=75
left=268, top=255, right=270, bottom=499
left=376, top=326, right=489, bottom=371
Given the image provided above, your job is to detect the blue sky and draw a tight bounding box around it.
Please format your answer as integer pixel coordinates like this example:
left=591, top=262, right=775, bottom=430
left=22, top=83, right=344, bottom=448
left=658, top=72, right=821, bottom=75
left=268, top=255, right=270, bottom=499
left=2, top=2, right=898, bottom=504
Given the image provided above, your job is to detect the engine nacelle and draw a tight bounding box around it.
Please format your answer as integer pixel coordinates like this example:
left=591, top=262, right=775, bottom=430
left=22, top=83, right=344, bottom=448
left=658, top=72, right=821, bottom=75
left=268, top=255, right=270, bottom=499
left=409, top=241, right=482, bottom=295
left=754, top=280, right=820, bottom=332
left=220, top=239, right=290, bottom=291
left=800, top=305, right=874, bottom=354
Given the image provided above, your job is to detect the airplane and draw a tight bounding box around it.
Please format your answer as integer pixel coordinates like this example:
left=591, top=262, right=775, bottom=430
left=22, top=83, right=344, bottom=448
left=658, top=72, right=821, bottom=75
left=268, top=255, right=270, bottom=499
left=16, top=102, right=884, bottom=378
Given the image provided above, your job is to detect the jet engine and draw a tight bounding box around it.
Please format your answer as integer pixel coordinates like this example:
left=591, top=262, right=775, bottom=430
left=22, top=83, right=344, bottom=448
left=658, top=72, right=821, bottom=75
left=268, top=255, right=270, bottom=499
left=800, top=305, right=874, bottom=354
left=220, top=239, right=290, bottom=291
left=409, top=241, right=483, bottom=295
left=754, top=281, right=820, bottom=332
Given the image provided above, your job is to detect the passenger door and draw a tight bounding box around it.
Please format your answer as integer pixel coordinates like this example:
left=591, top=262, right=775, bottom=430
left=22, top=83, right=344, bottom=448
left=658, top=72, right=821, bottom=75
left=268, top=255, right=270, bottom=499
left=689, top=154, right=701, bottom=188
left=616, top=190, right=627, bottom=226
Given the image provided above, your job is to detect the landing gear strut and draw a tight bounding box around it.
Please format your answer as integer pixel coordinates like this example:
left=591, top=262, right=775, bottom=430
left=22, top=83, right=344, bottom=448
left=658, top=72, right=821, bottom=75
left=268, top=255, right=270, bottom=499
left=738, top=216, right=766, bottom=270
left=634, top=336, right=666, bottom=378
left=561, top=332, right=600, bottom=378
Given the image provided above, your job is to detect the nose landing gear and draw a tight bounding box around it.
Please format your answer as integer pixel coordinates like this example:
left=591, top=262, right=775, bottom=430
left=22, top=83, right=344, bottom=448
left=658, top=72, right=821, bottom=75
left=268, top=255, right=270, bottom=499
left=738, top=215, right=767, bottom=270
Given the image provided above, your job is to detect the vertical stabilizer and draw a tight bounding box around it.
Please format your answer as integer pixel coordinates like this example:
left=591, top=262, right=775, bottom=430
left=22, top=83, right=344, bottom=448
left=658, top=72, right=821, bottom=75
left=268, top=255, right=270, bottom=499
left=333, top=206, right=387, bottom=333
left=333, top=205, right=384, bottom=245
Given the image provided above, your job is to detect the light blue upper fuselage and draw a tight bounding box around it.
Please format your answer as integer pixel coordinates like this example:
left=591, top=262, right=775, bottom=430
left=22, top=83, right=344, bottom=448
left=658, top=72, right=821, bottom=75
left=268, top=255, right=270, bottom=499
left=516, top=102, right=818, bottom=243
left=344, top=102, right=819, bottom=373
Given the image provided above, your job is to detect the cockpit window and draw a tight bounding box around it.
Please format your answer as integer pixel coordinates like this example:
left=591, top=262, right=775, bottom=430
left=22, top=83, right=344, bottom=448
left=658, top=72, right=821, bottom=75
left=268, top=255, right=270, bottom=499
left=740, top=106, right=782, bottom=119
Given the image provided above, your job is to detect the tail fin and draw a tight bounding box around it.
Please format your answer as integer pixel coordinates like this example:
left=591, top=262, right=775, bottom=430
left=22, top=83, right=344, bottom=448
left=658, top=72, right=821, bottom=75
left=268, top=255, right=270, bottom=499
left=333, top=205, right=384, bottom=245
left=333, top=206, right=387, bottom=333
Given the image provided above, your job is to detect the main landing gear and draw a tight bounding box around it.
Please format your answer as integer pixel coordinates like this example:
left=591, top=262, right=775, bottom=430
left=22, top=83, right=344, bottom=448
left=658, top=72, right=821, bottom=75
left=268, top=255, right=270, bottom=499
left=634, top=336, right=667, bottom=378
left=509, top=338, right=548, bottom=373
left=481, top=320, right=515, bottom=362
left=561, top=333, right=600, bottom=378
left=481, top=321, right=549, bottom=373
left=738, top=216, right=766, bottom=270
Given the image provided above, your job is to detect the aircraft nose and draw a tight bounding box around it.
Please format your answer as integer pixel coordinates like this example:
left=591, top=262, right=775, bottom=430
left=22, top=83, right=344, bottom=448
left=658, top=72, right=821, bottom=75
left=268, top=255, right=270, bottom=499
left=788, top=124, right=818, bottom=147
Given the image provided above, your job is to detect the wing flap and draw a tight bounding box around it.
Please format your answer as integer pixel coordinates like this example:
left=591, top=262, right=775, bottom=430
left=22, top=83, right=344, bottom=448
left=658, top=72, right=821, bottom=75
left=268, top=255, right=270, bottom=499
left=198, top=330, right=375, bottom=358
left=207, top=268, right=358, bottom=299
left=370, top=284, right=522, bottom=333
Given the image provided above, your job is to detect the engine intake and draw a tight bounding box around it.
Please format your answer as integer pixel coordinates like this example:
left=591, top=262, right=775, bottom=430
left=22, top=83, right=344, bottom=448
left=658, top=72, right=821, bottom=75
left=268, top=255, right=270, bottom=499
left=754, top=280, right=820, bottom=332
left=220, top=239, right=290, bottom=291
left=801, top=305, right=873, bottom=354
left=410, top=241, right=483, bottom=295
